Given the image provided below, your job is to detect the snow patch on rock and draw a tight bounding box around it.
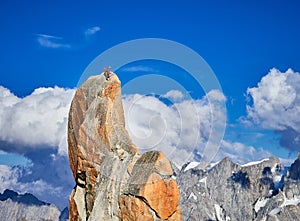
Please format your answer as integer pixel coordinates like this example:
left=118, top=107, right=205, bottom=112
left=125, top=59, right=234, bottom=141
left=184, top=162, right=200, bottom=172
left=241, top=158, right=269, bottom=167
left=188, top=192, right=197, bottom=201
left=254, top=197, right=269, bottom=213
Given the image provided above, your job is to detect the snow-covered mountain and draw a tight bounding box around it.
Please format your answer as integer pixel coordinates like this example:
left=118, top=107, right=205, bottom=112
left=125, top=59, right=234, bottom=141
left=177, top=153, right=300, bottom=221
left=0, top=189, right=68, bottom=221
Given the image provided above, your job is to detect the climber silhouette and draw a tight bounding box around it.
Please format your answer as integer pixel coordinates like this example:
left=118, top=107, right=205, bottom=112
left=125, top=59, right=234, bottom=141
left=104, top=66, right=111, bottom=81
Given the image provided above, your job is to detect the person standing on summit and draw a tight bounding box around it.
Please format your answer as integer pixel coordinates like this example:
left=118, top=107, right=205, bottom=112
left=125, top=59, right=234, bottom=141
left=104, top=66, right=111, bottom=80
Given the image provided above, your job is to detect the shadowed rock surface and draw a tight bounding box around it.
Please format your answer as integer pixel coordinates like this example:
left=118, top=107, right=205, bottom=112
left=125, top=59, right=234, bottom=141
left=68, top=73, right=181, bottom=220
left=0, top=189, right=61, bottom=221
left=0, top=189, right=49, bottom=206
left=177, top=155, right=300, bottom=221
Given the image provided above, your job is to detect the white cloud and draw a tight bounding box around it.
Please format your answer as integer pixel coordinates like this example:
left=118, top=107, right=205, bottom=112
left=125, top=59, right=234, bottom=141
left=36, top=34, right=71, bottom=49
left=85, top=26, right=101, bottom=36
left=162, top=90, right=184, bottom=102
left=0, top=86, right=75, bottom=155
left=0, top=161, right=72, bottom=209
left=214, top=139, right=295, bottom=166
left=0, top=86, right=76, bottom=208
left=123, top=89, right=227, bottom=166
left=0, top=164, right=60, bottom=196
left=36, top=34, right=63, bottom=40
left=121, top=66, right=156, bottom=72
left=206, top=89, right=226, bottom=102
left=214, top=140, right=273, bottom=165
left=246, top=68, right=300, bottom=152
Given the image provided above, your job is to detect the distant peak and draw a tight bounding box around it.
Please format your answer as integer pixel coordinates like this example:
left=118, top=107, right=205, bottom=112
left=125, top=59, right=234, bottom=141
left=0, top=189, right=48, bottom=206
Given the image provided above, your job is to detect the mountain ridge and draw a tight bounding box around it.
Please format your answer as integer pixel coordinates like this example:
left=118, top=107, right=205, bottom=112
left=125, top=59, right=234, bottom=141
left=177, top=154, right=300, bottom=220
left=0, top=153, right=298, bottom=220
left=0, top=189, right=49, bottom=206
left=0, top=188, right=68, bottom=221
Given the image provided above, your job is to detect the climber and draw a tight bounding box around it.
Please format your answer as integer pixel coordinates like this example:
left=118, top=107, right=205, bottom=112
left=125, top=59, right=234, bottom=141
left=104, top=66, right=111, bottom=81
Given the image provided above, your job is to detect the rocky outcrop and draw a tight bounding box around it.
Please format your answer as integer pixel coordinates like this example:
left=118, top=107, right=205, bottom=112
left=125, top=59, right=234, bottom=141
left=0, top=189, right=61, bottom=221
left=68, top=73, right=137, bottom=220
left=284, top=153, right=300, bottom=199
left=121, top=151, right=181, bottom=220
left=177, top=155, right=300, bottom=221
left=68, top=73, right=181, bottom=220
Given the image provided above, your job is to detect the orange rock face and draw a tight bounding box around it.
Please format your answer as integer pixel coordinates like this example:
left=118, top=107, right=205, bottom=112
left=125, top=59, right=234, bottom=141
left=168, top=207, right=183, bottom=221
left=68, top=73, right=182, bottom=221
left=68, top=190, right=79, bottom=221
left=119, top=195, right=154, bottom=221
left=140, top=173, right=180, bottom=219
left=123, top=151, right=181, bottom=220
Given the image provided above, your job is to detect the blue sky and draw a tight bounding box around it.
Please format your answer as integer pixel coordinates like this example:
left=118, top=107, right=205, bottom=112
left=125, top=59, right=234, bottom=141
left=1, top=0, right=300, bottom=208
left=2, top=0, right=300, bottom=96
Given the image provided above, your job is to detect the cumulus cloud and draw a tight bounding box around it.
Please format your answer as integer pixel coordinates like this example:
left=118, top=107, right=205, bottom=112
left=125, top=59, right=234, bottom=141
left=0, top=86, right=75, bottom=155
left=85, top=26, right=101, bottom=36
left=123, top=89, right=227, bottom=166
left=246, top=68, right=300, bottom=152
left=215, top=140, right=273, bottom=165
left=36, top=34, right=71, bottom=49
left=0, top=150, right=74, bottom=209
left=0, top=85, right=75, bottom=208
left=162, top=90, right=184, bottom=102
left=0, top=164, right=60, bottom=201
